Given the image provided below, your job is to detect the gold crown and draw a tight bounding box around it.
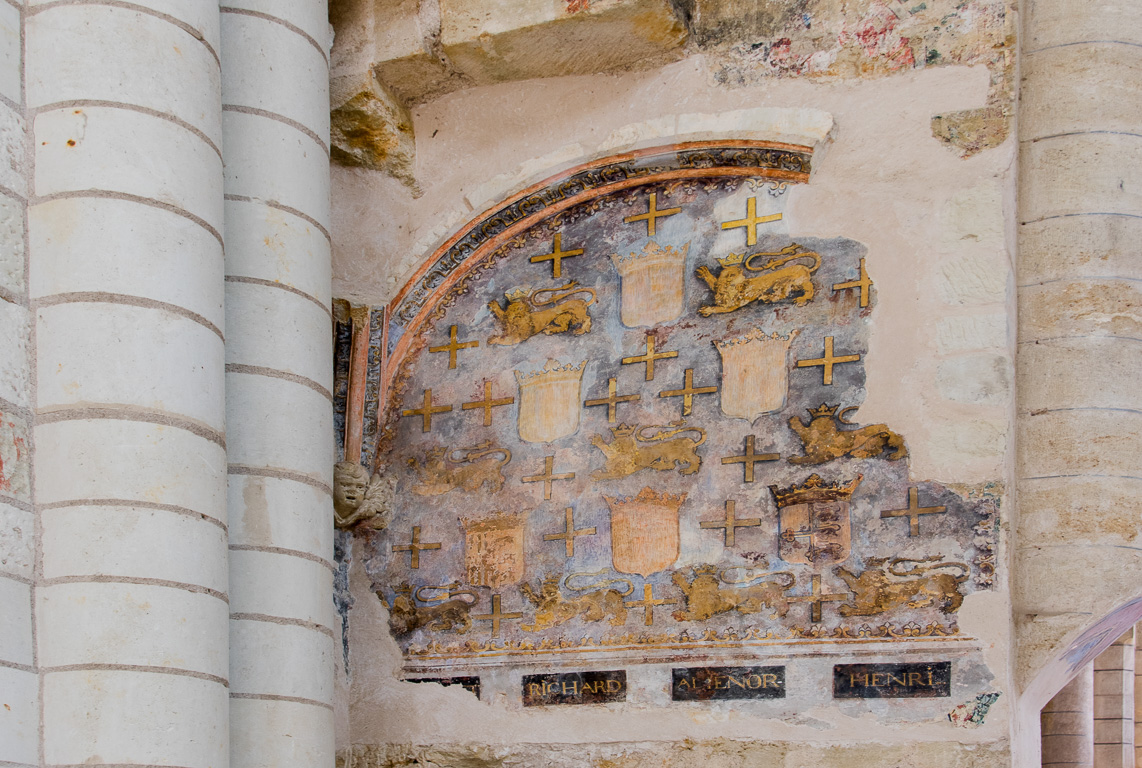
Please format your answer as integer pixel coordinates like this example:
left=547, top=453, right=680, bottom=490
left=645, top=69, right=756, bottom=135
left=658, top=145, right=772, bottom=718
left=505, top=286, right=530, bottom=301
left=514, top=358, right=587, bottom=386
left=611, top=240, right=690, bottom=269
left=768, top=474, right=862, bottom=508
left=460, top=511, right=526, bottom=534
left=713, top=327, right=798, bottom=351
left=808, top=403, right=839, bottom=418
left=603, top=486, right=687, bottom=510
left=716, top=251, right=745, bottom=267
left=693, top=564, right=718, bottom=576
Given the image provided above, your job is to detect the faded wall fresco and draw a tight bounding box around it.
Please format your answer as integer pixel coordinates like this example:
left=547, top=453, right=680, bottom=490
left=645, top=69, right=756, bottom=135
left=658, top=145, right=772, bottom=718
left=344, top=143, right=1000, bottom=712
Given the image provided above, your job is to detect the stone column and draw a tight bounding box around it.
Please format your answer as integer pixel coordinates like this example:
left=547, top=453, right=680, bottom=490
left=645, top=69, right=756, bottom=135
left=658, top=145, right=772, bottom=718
left=1043, top=664, right=1096, bottom=768
left=1015, top=0, right=1142, bottom=707
left=0, top=1, right=32, bottom=765
left=1094, top=629, right=1135, bottom=768
left=25, top=2, right=228, bottom=766
left=220, top=3, right=335, bottom=766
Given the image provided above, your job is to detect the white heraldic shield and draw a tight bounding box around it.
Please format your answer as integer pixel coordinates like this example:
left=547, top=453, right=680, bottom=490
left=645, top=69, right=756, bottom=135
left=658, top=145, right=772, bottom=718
left=514, top=359, right=587, bottom=443
left=714, top=328, right=798, bottom=421
left=610, top=241, right=689, bottom=328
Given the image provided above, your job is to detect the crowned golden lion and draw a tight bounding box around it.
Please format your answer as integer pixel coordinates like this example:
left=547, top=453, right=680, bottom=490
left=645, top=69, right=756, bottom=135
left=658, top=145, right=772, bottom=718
left=520, top=572, right=633, bottom=631
left=834, top=556, right=969, bottom=616
left=486, top=282, right=596, bottom=345
left=589, top=421, right=706, bottom=480
left=696, top=243, right=819, bottom=316
left=788, top=404, right=907, bottom=465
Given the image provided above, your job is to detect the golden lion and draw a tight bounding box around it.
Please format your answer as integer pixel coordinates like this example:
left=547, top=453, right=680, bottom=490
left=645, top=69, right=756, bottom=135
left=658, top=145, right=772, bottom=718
left=520, top=572, right=633, bottom=631
left=589, top=421, right=706, bottom=480
left=671, top=566, right=796, bottom=621
left=384, top=582, right=478, bottom=636
left=834, top=556, right=969, bottom=616
left=407, top=440, right=511, bottom=496
left=788, top=404, right=907, bottom=465
left=487, top=282, right=597, bottom=345
left=696, top=243, right=819, bottom=316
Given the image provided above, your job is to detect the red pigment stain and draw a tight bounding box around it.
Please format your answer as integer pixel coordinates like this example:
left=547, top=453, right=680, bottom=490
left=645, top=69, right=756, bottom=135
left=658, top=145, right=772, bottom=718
left=565, top=0, right=589, bottom=12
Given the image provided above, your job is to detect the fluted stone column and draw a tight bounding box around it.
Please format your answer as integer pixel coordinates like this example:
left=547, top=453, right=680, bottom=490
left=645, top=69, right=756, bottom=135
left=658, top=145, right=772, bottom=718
left=26, top=2, right=228, bottom=766
left=1093, top=629, right=1135, bottom=768
left=1015, top=0, right=1142, bottom=697
left=220, top=3, right=335, bottom=765
left=1043, top=664, right=1096, bottom=768
left=0, top=1, right=32, bottom=765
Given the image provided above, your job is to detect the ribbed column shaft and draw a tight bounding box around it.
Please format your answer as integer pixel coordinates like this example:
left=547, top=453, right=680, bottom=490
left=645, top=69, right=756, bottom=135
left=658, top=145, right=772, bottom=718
left=0, top=0, right=33, bottom=765
left=25, top=1, right=229, bottom=766
left=220, top=2, right=335, bottom=765
left=1015, top=0, right=1142, bottom=692
left=1043, top=664, right=1096, bottom=768
left=1093, top=629, right=1135, bottom=768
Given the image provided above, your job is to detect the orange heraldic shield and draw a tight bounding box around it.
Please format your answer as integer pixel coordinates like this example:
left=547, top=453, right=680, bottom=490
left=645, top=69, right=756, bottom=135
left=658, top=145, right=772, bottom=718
left=604, top=487, right=686, bottom=576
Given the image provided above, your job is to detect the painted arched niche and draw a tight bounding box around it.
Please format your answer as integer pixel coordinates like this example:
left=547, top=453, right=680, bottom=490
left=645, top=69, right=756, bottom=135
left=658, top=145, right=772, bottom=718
left=361, top=141, right=1000, bottom=713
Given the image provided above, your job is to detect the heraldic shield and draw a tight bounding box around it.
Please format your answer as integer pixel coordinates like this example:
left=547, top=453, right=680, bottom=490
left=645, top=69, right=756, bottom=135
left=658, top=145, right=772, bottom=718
left=610, top=241, right=689, bottom=328
left=769, top=474, right=861, bottom=565
left=604, top=487, right=685, bottom=576
left=462, top=512, right=526, bottom=588
left=714, top=329, right=797, bottom=421
left=514, top=359, right=586, bottom=443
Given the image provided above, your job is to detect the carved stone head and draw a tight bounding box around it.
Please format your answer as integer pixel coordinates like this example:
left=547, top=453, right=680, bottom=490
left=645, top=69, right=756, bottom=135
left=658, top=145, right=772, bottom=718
left=334, top=462, right=394, bottom=530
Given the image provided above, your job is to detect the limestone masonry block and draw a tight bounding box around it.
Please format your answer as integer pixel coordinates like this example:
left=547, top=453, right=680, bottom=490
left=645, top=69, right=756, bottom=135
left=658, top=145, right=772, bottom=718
left=224, top=198, right=333, bottom=305
left=935, top=314, right=1007, bottom=354
left=224, top=281, right=334, bottom=390
left=0, top=501, right=32, bottom=579
left=686, top=0, right=810, bottom=46
left=0, top=577, right=32, bottom=665
left=1019, top=215, right=1142, bottom=283
left=230, top=549, right=336, bottom=630
left=222, top=12, right=331, bottom=141
left=935, top=353, right=1010, bottom=406
left=37, top=582, right=229, bottom=677
left=230, top=620, right=335, bottom=703
left=439, top=0, right=686, bottom=88
left=0, top=103, right=25, bottom=197
left=1018, top=476, right=1142, bottom=547
left=29, top=197, right=225, bottom=330
left=36, top=302, right=226, bottom=430
left=1019, top=279, right=1142, bottom=343
left=937, top=251, right=1008, bottom=305
left=0, top=194, right=23, bottom=296
left=0, top=410, right=29, bottom=504
left=1020, top=133, right=1142, bottom=223
left=41, top=505, right=228, bottom=592
left=232, top=698, right=336, bottom=768
left=1014, top=545, right=1142, bottom=617
left=27, top=6, right=222, bottom=144
left=330, top=72, right=416, bottom=185
left=0, top=301, right=28, bottom=408
left=0, top=2, right=20, bottom=106
left=35, top=107, right=224, bottom=232
left=1020, top=44, right=1142, bottom=141
left=224, top=0, right=332, bottom=50
left=33, top=419, right=226, bottom=521
left=227, top=474, right=333, bottom=560
left=25, top=0, right=225, bottom=51
left=0, top=667, right=37, bottom=765
left=1018, top=337, right=1142, bottom=413
left=1024, top=0, right=1142, bottom=50
left=1017, top=409, right=1142, bottom=480
left=43, top=670, right=227, bottom=767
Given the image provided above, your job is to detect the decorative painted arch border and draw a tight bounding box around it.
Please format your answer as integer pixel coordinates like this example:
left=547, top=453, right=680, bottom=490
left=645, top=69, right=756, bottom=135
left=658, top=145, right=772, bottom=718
left=373, top=139, right=814, bottom=465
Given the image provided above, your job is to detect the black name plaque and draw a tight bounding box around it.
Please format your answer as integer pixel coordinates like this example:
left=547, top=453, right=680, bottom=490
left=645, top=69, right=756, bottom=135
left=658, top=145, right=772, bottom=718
left=833, top=662, right=951, bottom=698
left=521, top=670, right=626, bottom=706
left=672, top=666, right=786, bottom=701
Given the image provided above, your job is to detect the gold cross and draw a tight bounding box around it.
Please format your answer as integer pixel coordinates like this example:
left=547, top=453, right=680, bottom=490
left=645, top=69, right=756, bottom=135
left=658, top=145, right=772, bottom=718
left=543, top=507, right=596, bottom=558
left=881, top=486, right=947, bottom=536
left=700, top=500, right=762, bottom=547
left=659, top=368, right=718, bottom=417
left=391, top=526, right=442, bottom=569
left=623, top=192, right=681, bottom=236
left=720, top=435, right=780, bottom=483
left=832, top=258, right=874, bottom=308
left=469, top=594, right=523, bottom=636
left=522, top=455, right=576, bottom=500
left=428, top=324, right=479, bottom=369
left=621, top=334, right=678, bottom=381
left=461, top=380, right=514, bottom=426
left=529, top=233, right=584, bottom=278
left=584, top=377, right=641, bottom=423
left=624, top=583, right=680, bottom=626
left=789, top=574, right=850, bottom=623
left=720, top=196, right=783, bottom=246
left=401, top=388, right=452, bottom=432
left=796, top=336, right=861, bottom=385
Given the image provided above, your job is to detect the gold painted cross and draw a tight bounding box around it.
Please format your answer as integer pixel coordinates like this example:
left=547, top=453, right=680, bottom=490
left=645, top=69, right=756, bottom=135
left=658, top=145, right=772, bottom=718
left=584, top=377, right=641, bottom=423
left=796, top=336, right=861, bottom=385
left=720, top=435, right=780, bottom=483
left=391, top=526, right=442, bottom=569
left=700, top=500, right=762, bottom=547
left=624, top=583, right=680, bottom=626
left=832, top=258, right=874, bottom=308
left=428, top=324, right=479, bottom=369
left=720, top=197, right=783, bottom=246
left=522, top=455, right=576, bottom=500
left=789, top=574, right=850, bottom=623
left=543, top=507, right=596, bottom=558
left=529, top=233, right=584, bottom=278
left=469, top=594, right=523, bottom=637
left=623, top=192, right=681, bottom=236
left=401, top=388, right=452, bottom=432
left=659, top=367, right=718, bottom=417
left=461, top=380, right=514, bottom=426
left=621, top=334, right=678, bottom=381
left=880, top=486, right=947, bottom=536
